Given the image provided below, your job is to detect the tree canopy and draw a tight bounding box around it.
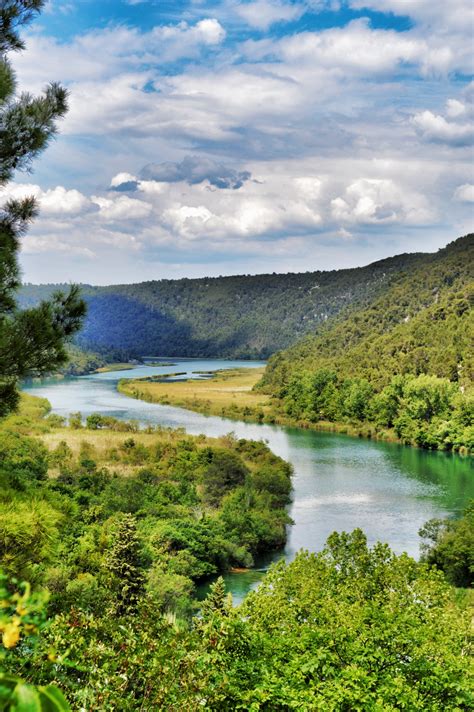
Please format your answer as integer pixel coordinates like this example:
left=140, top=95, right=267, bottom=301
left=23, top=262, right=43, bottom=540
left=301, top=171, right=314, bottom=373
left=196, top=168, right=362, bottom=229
left=0, top=0, right=85, bottom=417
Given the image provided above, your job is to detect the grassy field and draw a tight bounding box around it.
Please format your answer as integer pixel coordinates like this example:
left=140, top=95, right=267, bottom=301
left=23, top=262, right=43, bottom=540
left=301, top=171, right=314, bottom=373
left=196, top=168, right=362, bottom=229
left=118, top=367, right=274, bottom=421
left=11, top=394, right=253, bottom=479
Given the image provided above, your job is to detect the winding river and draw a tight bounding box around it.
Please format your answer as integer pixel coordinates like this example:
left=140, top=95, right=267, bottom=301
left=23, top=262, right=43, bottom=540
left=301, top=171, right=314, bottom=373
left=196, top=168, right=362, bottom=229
left=24, top=359, right=473, bottom=603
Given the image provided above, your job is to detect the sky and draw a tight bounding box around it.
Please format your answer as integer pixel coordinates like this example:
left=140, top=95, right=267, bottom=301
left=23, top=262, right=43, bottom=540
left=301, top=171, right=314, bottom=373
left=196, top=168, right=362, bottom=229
left=4, top=0, right=474, bottom=284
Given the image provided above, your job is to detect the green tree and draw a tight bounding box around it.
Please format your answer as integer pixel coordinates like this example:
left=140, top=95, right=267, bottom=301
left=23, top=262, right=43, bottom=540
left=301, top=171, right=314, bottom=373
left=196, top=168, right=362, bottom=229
left=0, top=0, right=85, bottom=418
left=419, top=502, right=474, bottom=587
left=0, top=430, right=48, bottom=489
left=239, top=530, right=473, bottom=709
left=106, top=513, right=145, bottom=615
left=201, top=447, right=249, bottom=506
left=0, top=500, right=61, bottom=582
left=200, top=576, right=231, bottom=618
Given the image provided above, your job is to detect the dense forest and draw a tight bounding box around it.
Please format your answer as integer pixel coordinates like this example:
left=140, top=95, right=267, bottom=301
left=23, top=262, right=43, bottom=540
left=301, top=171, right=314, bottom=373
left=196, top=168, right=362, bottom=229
left=258, top=234, right=474, bottom=452
left=20, top=251, right=425, bottom=359
left=1, top=396, right=472, bottom=710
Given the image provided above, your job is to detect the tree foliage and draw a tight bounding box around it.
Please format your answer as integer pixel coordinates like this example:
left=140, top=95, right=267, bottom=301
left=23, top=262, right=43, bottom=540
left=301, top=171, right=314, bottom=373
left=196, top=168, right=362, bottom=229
left=106, top=513, right=145, bottom=615
left=4, top=531, right=472, bottom=710
left=0, top=0, right=85, bottom=417
left=19, top=250, right=426, bottom=360
left=260, top=235, right=474, bottom=452
left=420, top=501, right=474, bottom=587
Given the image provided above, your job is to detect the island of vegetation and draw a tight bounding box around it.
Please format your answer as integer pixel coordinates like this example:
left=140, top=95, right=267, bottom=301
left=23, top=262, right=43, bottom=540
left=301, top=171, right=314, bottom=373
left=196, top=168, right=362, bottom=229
left=118, top=367, right=273, bottom=421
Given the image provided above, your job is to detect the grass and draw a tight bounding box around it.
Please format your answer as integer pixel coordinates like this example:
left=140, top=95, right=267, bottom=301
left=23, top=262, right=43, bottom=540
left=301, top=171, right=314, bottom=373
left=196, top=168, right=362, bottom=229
left=118, top=367, right=273, bottom=421
left=7, top=394, right=271, bottom=486
left=94, top=363, right=138, bottom=373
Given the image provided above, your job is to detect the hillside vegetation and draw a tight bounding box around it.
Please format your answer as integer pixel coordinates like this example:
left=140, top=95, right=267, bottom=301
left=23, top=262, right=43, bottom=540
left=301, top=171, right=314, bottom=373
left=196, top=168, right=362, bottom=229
left=1, top=395, right=292, bottom=595
left=2, top=399, right=472, bottom=710
left=20, top=251, right=424, bottom=359
left=259, top=234, right=474, bottom=452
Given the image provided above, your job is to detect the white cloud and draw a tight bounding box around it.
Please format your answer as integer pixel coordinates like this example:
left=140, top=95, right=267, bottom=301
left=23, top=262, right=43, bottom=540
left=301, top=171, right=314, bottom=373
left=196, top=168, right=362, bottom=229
left=15, top=18, right=226, bottom=90
left=40, top=187, right=91, bottom=215
left=446, top=99, right=466, bottom=119
left=110, top=172, right=138, bottom=188
left=0, top=183, right=91, bottom=216
left=350, top=0, right=474, bottom=34
left=243, top=16, right=466, bottom=75
left=91, top=195, right=153, bottom=221
left=412, top=110, right=474, bottom=147
left=234, top=0, right=303, bottom=30
left=453, top=184, right=474, bottom=203
left=10, top=3, right=474, bottom=282
left=331, top=178, right=434, bottom=225
left=276, top=19, right=424, bottom=74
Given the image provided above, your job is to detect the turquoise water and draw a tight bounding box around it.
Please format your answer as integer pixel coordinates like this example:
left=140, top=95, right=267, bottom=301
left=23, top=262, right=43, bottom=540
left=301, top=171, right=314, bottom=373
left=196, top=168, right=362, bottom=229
left=24, top=358, right=473, bottom=604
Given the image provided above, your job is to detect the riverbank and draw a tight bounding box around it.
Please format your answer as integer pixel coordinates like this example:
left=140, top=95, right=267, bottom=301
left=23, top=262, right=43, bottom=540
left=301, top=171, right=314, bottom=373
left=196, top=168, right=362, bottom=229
left=23, top=362, right=474, bottom=571
left=5, top=392, right=292, bottom=574
left=118, top=367, right=274, bottom=421
left=119, top=367, right=457, bottom=452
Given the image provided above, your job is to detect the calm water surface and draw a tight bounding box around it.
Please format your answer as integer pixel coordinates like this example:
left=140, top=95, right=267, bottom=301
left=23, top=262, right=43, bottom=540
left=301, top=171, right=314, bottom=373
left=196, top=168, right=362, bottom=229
left=24, top=358, right=473, bottom=603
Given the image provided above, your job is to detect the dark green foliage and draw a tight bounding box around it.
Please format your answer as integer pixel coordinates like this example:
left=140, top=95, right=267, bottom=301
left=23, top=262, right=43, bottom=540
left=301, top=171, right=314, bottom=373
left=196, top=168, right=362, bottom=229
left=262, top=234, right=473, bottom=392
left=0, top=430, right=48, bottom=489
left=0, top=402, right=292, bottom=617
left=0, top=0, right=85, bottom=417
left=261, top=235, right=474, bottom=451
left=199, top=576, right=230, bottom=617
left=106, top=514, right=145, bottom=615
left=420, top=502, right=474, bottom=587
left=20, top=251, right=425, bottom=360
left=59, top=344, right=105, bottom=376
left=278, top=369, right=473, bottom=451
left=200, top=447, right=249, bottom=506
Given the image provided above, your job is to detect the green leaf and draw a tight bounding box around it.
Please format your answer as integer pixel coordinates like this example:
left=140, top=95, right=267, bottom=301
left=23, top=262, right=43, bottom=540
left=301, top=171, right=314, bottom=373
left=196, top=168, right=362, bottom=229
left=11, top=683, right=41, bottom=712
left=37, top=687, right=70, bottom=712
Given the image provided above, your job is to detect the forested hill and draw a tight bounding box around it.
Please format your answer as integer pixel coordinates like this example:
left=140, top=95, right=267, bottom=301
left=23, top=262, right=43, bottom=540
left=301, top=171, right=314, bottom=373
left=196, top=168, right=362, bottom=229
left=261, top=233, right=473, bottom=392
left=20, top=250, right=426, bottom=359
left=257, top=234, right=473, bottom=452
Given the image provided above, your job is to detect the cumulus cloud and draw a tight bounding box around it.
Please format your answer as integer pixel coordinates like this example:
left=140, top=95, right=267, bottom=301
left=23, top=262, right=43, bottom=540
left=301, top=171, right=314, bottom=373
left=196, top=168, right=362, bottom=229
left=91, top=195, right=153, bottom=221
left=412, top=103, right=474, bottom=147
left=0, top=183, right=92, bottom=216
left=453, top=184, right=474, bottom=202
left=330, top=179, right=434, bottom=225
left=40, top=187, right=92, bottom=215
left=350, top=0, right=474, bottom=34
left=15, top=18, right=226, bottom=90
left=11, top=2, right=474, bottom=283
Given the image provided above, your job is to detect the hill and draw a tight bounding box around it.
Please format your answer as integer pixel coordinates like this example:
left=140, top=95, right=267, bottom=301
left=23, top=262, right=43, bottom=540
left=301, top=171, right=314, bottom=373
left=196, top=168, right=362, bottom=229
left=20, top=251, right=425, bottom=360
left=258, top=234, right=474, bottom=452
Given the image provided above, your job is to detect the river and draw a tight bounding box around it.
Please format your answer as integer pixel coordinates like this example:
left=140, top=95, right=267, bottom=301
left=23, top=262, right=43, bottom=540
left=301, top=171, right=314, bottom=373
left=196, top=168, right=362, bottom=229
left=24, top=358, right=473, bottom=603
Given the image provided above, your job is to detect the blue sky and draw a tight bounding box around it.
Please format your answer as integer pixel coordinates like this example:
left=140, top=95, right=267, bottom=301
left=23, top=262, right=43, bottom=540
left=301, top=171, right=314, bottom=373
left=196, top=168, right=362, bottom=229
left=4, top=0, right=473, bottom=284
left=38, top=1, right=412, bottom=37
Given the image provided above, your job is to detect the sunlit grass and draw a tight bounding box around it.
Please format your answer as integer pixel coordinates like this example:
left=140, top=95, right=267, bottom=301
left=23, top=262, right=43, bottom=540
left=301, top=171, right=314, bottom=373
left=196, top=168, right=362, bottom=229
left=119, top=367, right=271, bottom=419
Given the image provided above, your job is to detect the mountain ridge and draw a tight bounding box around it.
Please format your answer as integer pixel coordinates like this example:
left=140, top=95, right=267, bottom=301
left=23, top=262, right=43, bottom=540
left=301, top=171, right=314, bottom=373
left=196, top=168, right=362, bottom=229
left=20, top=248, right=429, bottom=359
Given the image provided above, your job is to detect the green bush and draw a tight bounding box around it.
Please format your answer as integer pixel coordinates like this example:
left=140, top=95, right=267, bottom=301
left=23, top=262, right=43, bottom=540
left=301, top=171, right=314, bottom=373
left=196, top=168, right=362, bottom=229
left=0, top=432, right=48, bottom=490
